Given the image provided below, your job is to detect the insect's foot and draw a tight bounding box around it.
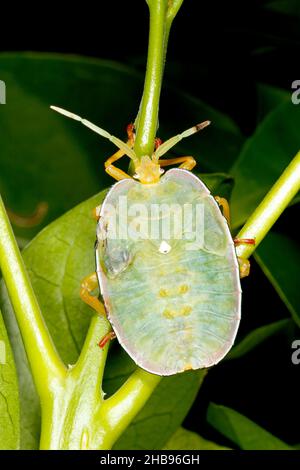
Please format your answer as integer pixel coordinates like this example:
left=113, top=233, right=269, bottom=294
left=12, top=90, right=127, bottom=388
left=98, top=331, right=116, bottom=349
left=238, top=257, right=250, bottom=278
left=80, top=272, right=106, bottom=316
left=234, top=238, right=256, bottom=245
left=126, top=123, right=135, bottom=144
left=92, top=205, right=102, bottom=221
left=155, top=137, right=163, bottom=149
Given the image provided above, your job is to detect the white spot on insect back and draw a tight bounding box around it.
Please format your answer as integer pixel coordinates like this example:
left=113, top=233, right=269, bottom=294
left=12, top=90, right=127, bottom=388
left=159, top=241, right=171, bottom=254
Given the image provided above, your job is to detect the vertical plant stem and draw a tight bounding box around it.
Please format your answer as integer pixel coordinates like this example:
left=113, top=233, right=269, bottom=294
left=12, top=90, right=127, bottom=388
left=39, top=315, right=111, bottom=450
left=134, top=0, right=184, bottom=159
left=0, top=196, right=66, bottom=402
left=236, top=151, right=300, bottom=260
left=134, top=0, right=168, bottom=159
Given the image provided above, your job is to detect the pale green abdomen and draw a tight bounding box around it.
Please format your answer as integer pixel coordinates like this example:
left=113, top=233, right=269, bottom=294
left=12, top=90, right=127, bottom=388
left=96, top=169, right=241, bottom=376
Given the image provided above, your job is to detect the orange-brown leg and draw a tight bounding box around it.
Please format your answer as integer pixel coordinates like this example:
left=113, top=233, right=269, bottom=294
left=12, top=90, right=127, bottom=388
left=105, top=155, right=133, bottom=181
left=80, top=273, right=117, bottom=347
left=98, top=331, right=116, bottom=349
left=92, top=205, right=102, bottom=221
left=159, top=156, right=196, bottom=171
left=215, top=196, right=231, bottom=226
left=238, top=257, right=251, bottom=278
left=234, top=238, right=256, bottom=278
left=104, top=123, right=135, bottom=181
left=234, top=238, right=256, bottom=246
left=80, top=272, right=106, bottom=316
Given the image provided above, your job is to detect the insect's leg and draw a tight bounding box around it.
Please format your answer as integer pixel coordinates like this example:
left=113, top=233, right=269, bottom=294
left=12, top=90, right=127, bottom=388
left=104, top=124, right=135, bottom=181
left=98, top=331, right=116, bottom=349
left=51, top=106, right=137, bottom=162
left=92, top=205, right=102, bottom=221
left=155, top=137, right=163, bottom=149
left=80, top=272, right=106, bottom=316
left=215, top=196, right=231, bottom=226
left=235, top=239, right=255, bottom=277
left=159, top=156, right=197, bottom=171
left=105, top=155, right=133, bottom=181
left=154, top=120, right=211, bottom=159
left=234, top=238, right=256, bottom=246
left=238, top=257, right=251, bottom=278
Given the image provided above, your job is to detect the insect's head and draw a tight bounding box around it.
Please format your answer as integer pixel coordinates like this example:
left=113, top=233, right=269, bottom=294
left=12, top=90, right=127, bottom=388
left=131, top=122, right=211, bottom=184
left=50, top=106, right=210, bottom=185
left=133, top=156, right=163, bottom=184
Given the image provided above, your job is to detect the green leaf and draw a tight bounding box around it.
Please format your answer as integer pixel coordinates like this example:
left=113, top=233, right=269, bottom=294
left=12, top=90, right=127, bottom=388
left=0, top=52, right=243, bottom=242
left=161, top=91, right=244, bottom=173
left=207, top=403, right=292, bottom=450
left=0, top=289, right=40, bottom=449
left=163, top=427, right=230, bottom=450
left=257, top=83, right=290, bottom=122
left=230, top=101, right=300, bottom=229
left=0, top=309, right=20, bottom=449
left=0, top=52, right=142, bottom=241
left=227, top=318, right=291, bottom=360
left=0, top=187, right=210, bottom=449
left=198, top=173, right=234, bottom=200
left=255, top=232, right=300, bottom=327
left=264, top=0, right=300, bottom=18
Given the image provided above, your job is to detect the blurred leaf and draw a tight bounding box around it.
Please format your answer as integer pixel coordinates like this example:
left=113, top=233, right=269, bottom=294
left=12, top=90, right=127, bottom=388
left=230, top=102, right=300, bottom=229
left=0, top=310, right=20, bottom=449
left=198, top=173, right=234, bottom=200
left=163, top=427, right=230, bottom=450
left=264, top=0, right=300, bottom=18
left=257, top=83, right=290, bottom=122
left=160, top=91, right=244, bottom=173
left=0, top=52, right=142, bottom=241
left=0, top=52, right=242, bottom=243
left=255, top=232, right=300, bottom=327
left=257, top=98, right=300, bottom=229
left=207, top=403, right=292, bottom=450
left=227, top=318, right=291, bottom=360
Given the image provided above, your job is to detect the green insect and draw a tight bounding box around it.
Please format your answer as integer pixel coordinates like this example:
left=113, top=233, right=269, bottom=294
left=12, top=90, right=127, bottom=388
left=51, top=106, right=254, bottom=376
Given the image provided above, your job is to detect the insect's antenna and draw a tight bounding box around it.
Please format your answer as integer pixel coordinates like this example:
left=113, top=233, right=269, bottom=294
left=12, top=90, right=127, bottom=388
left=50, top=106, right=138, bottom=162
left=154, top=120, right=211, bottom=160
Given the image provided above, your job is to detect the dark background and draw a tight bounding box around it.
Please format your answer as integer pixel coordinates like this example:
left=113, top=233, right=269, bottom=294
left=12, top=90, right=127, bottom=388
left=1, top=0, right=298, bottom=132
left=1, top=0, right=299, bottom=446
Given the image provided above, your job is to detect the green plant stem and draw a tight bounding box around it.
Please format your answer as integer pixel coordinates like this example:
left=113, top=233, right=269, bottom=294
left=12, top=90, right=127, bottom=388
left=101, top=369, right=161, bottom=447
left=39, top=314, right=110, bottom=450
left=134, top=0, right=184, bottom=159
left=0, top=197, right=66, bottom=402
left=134, top=0, right=168, bottom=158
left=236, top=151, right=300, bottom=260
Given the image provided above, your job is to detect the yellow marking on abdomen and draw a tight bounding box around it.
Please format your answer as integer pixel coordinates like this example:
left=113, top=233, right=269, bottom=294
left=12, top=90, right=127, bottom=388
left=159, top=284, right=190, bottom=298
left=159, top=288, right=169, bottom=297
left=162, top=305, right=192, bottom=319
left=179, top=284, right=189, bottom=294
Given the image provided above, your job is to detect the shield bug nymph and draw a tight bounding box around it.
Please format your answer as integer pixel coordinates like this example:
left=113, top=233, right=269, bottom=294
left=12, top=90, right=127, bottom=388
left=51, top=106, right=254, bottom=376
